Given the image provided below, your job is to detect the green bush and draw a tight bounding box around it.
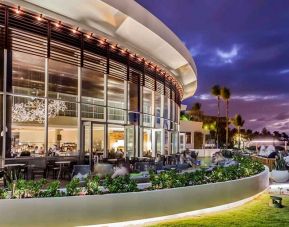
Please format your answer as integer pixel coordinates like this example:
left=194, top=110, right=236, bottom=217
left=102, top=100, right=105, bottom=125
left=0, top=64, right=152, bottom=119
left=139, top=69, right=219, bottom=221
left=149, top=170, right=190, bottom=189
left=40, top=181, right=62, bottom=198
left=85, top=176, right=101, bottom=195
left=0, top=188, right=8, bottom=199
left=103, top=175, right=138, bottom=193
left=149, top=156, right=265, bottom=190
left=0, top=155, right=265, bottom=199
left=66, top=178, right=80, bottom=196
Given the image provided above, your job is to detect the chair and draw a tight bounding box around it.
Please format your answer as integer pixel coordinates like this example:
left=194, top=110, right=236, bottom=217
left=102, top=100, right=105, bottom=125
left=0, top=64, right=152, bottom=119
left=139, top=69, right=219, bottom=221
left=71, top=165, right=91, bottom=183
left=31, top=159, right=47, bottom=180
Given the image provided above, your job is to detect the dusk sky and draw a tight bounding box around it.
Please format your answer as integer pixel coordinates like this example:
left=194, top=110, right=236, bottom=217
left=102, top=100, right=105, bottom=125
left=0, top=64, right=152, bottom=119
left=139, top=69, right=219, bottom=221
left=137, top=0, right=289, bottom=133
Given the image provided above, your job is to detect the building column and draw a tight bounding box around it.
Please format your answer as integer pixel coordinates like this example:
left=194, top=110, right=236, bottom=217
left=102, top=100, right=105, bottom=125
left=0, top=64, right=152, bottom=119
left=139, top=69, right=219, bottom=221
left=77, top=66, right=83, bottom=163
left=44, top=58, right=49, bottom=156
left=1, top=49, right=7, bottom=167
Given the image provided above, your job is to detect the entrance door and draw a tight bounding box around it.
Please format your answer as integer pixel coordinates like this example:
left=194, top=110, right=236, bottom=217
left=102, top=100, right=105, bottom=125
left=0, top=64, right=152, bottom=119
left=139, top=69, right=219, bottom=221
left=179, top=133, right=186, bottom=152
left=82, top=122, right=92, bottom=166
left=152, top=129, right=164, bottom=157
left=82, top=122, right=105, bottom=166
left=125, top=125, right=136, bottom=158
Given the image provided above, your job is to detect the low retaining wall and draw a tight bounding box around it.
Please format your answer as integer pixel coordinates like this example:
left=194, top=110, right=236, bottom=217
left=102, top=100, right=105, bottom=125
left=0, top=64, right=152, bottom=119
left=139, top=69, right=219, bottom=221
left=0, top=168, right=269, bottom=227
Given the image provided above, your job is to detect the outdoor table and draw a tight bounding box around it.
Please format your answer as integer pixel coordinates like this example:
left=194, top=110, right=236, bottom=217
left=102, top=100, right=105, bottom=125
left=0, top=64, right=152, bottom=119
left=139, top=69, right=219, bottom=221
left=4, top=163, right=26, bottom=168
left=55, top=161, right=71, bottom=180
left=107, top=159, right=117, bottom=165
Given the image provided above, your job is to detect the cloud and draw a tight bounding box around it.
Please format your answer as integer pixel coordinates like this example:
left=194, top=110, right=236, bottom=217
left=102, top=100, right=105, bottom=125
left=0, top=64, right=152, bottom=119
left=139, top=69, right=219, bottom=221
left=216, top=44, right=240, bottom=63
left=279, top=69, right=289, bottom=74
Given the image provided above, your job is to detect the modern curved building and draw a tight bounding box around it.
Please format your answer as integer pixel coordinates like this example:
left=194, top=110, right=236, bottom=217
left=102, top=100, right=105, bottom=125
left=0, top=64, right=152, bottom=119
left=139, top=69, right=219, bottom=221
left=0, top=0, right=197, bottom=163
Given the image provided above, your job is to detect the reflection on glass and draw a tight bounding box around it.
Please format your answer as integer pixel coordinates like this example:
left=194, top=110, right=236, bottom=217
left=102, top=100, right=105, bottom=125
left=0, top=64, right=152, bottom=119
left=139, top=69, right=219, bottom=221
left=48, top=60, right=78, bottom=102
left=107, top=75, right=124, bottom=109
left=12, top=51, right=45, bottom=96
left=108, top=108, right=125, bottom=122
left=143, top=87, right=153, bottom=114
left=125, top=126, right=135, bottom=158
left=82, top=67, right=104, bottom=105
left=155, top=92, right=162, bottom=118
left=82, top=103, right=104, bottom=120
left=163, top=96, right=168, bottom=119
left=128, top=82, right=139, bottom=112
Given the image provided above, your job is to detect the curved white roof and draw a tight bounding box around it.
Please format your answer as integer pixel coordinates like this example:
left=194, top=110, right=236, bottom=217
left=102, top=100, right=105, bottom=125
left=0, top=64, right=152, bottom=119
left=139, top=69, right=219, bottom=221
left=4, top=0, right=198, bottom=100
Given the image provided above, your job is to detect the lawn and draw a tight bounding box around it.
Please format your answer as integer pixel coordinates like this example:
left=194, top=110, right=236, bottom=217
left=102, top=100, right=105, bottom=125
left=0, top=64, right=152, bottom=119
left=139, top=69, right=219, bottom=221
left=150, top=193, right=289, bottom=227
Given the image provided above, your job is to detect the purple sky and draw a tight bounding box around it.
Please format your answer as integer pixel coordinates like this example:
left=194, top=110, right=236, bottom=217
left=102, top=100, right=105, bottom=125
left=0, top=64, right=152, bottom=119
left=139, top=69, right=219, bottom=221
left=137, top=0, right=289, bottom=133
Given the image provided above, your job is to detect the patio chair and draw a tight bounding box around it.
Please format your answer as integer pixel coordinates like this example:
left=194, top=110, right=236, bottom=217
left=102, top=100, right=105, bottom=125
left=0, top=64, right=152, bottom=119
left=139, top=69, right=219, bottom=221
left=31, top=159, right=47, bottom=180
left=71, top=165, right=91, bottom=184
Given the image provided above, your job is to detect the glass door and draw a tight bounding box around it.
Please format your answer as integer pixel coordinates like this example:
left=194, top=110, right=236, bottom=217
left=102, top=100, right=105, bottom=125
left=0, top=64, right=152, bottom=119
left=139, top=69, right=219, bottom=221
left=152, top=129, right=164, bottom=157
left=82, top=122, right=92, bottom=166
left=179, top=133, right=186, bottom=152
left=82, top=122, right=105, bottom=166
left=125, top=125, right=135, bottom=158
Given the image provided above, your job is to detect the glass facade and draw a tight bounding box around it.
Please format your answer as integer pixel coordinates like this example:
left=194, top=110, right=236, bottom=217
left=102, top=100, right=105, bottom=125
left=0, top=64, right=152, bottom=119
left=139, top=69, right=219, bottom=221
left=0, top=6, right=182, bottom=161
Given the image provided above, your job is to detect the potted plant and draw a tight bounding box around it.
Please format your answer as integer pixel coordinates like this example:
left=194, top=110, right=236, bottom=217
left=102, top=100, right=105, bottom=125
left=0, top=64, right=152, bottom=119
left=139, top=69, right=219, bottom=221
left=271, top=154, right=289, bottom=183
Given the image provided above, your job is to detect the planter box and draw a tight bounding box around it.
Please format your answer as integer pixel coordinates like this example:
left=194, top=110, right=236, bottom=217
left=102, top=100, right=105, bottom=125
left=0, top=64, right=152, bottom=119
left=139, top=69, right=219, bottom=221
left=0, top=168, right=269, bottom=227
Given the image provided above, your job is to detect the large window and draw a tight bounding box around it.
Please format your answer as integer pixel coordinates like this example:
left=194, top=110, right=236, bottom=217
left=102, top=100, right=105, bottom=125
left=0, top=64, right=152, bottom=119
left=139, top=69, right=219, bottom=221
left=81, top=68, right=105, bottom=120
left=107, top=75, right=125, bottom=122
left=128, top=82, right=139, bottom=112
left=48, top=60, right=78, bottom=102
left=9, top=95, right=45, bottom=157
left=48, top=100, right=78, bottom=156
left=11, top=51, right=45, bottom=97
left=143, top=87, right=153, bottom=114
left=107, top=75, right=125, bottom=109
left=82, top=67, right=104, bottom=105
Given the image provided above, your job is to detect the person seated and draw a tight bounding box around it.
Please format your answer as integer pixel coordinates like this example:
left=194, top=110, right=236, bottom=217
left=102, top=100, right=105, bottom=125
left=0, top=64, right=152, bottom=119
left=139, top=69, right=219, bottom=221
left=212, top=152, right=225, bottom=165
left=155, top=154, right=162, bottom=164
left=111, top=162, right=129, bottom=179
left=190, top=150, right=198, bottom=160
left=185, top=151, right=194, bottom=167
left=259, top=145, right=268, bottom=157
left=268, top=150, right=278, bottom=159
left=115, top=148, right=124, bottom=159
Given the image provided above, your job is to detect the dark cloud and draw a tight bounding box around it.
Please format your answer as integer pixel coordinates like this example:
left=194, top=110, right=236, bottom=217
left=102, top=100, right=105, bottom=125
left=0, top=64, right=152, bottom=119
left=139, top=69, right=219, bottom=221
left=137, top=0, right=289, bottom=133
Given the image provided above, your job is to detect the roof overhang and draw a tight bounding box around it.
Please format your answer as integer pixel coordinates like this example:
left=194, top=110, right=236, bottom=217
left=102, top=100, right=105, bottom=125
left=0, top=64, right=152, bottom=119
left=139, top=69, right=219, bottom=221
left=4, top=0, right=198, bottom=100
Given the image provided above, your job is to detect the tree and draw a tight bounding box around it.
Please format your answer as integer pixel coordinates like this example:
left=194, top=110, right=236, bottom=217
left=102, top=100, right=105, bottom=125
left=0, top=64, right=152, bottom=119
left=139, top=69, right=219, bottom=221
left=232, top=114, right=245, bottom=149
left=261, top=128, right=271, bottom=136
left=211, top=85, right=221, bottom=148
left=221, top=87, right=231, bottom=148
left=191, top=102, right=202, bottom=120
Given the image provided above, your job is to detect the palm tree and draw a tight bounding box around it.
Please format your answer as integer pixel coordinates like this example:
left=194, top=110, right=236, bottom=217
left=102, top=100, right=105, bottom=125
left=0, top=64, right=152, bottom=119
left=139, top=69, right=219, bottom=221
left=232, top=114, right=245, bottom=149
left=221, top=87, right=231, bottom=148
left=191, top=102, right=202, bottom=120
left=211, top=85, right=221, bottom=148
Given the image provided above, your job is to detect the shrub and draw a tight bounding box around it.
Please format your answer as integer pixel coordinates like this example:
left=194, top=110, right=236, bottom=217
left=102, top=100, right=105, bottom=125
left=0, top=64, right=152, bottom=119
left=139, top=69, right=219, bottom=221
left=103, top=175, right=138, bottom=193
left=40, top=181, right=62, bottom=197
left=66, top=178, right=81, bottom=196
left=149, top=170, right=189, bottom=189
left=0, top=188, right=8, bottom=199
left=85, top=176, right=101, bottom=195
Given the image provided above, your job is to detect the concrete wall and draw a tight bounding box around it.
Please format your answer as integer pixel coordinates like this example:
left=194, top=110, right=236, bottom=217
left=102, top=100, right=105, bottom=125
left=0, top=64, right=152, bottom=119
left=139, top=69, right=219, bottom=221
left=0, top=168, right=269, bottom=227
left=180, top=120, right=208, bottom=149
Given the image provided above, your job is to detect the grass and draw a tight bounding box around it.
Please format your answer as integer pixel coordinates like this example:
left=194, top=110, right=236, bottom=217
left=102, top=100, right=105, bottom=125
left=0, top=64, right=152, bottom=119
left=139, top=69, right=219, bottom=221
left=150, top=193, right=289, bottom=227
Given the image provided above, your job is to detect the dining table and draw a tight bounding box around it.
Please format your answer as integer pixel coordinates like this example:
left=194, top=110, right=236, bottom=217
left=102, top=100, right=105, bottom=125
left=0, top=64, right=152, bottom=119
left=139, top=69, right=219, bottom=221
left=55, top=161, right=71, bottom=180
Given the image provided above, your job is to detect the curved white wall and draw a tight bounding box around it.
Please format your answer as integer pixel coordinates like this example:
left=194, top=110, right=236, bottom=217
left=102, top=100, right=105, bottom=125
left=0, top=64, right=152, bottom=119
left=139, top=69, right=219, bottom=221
left=0, top=168, right=269, bottom=226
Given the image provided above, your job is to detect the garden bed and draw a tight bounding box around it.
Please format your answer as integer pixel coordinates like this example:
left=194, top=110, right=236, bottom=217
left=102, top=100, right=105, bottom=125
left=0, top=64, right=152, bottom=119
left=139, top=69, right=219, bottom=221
left=0, top=156, right=269, bottom=227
